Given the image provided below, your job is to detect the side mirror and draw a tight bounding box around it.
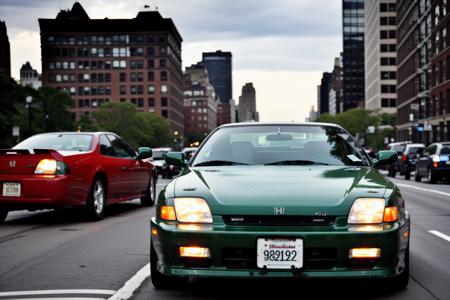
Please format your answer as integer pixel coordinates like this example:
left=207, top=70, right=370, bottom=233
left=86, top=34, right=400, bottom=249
left=374, top=150, right=397, bottom=167
left=165, top=152, right=186, bottom=167
left=137, top=147, right=152, bottom=160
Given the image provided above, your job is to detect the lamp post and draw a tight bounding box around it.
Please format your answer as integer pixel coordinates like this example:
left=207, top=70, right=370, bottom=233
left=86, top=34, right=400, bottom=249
left=25, top=96, right=33, bottom=136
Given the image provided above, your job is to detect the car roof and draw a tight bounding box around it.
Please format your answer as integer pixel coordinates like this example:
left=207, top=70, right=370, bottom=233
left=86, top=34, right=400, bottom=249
left=219, top=122, right=343, bottom=129
left=32, top=132, right=114, bottom=136
left=406, top=143, right=425, bottom=147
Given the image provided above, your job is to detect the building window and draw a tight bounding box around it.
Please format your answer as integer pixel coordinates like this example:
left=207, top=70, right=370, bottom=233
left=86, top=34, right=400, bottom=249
left=148, top=85, right=155, bottom=94
left=120, top=72, right=126, bottom=82
left=160, top=71, right=167, bottom=81
left=160, top=59, right=167, bottom=68
left=161, top=84, right=168, bottom=94
left=148, top=71, right=154, bottom=81
left=147, top=59, right=154, bottom=69
left=137, top=98, right=144, bottom=108
left=381, top=84, right=396, bottom=93
left=120, top=85, right=126, bottom=95
left=161, top=109, right=168, bottom=118
left=161, top=97, right=168, bottom=106
left=148, top=98, right=155, bottom=107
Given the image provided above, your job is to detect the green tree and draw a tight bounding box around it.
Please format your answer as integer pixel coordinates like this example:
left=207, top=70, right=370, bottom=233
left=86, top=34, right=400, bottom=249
left=35, top=87, right=75, bottom=132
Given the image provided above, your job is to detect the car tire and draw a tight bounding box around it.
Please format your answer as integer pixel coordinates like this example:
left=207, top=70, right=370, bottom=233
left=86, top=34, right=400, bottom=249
left=84, top=177, right=106, bottom=221
left=427, top=168, right=437, bottom=184
left=151, top=242, right=187, bottom=289
left=140, top=176, right=156, bottom=207
left=405, top=172, right=410, bottom=180
left=414, top=172, right=421, bottom=182
left=389, top=244, right=409, bottom=290
left=0, top=208, right=8, bottom=223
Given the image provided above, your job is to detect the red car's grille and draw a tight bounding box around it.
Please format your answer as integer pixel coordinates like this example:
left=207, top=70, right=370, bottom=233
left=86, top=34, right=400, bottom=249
left=222, top=215, right=336, bottom=226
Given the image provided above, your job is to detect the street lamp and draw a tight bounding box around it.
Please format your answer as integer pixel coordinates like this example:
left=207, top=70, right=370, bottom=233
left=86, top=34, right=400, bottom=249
left=26, top=96, right=33, bottom=136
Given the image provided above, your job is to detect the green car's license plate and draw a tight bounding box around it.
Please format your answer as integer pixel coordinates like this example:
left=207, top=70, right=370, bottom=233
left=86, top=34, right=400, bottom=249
left=257, top=238, right=303, bottom=269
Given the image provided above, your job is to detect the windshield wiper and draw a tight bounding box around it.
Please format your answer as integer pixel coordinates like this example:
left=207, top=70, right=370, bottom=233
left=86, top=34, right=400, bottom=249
left=264, top=160, right=329, bottom=166
left=193, top=160, right=249, bottom=167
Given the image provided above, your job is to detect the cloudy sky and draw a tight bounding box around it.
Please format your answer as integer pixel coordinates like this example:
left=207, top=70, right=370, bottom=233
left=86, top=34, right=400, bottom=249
left=0, top=0, right=342, bottom=121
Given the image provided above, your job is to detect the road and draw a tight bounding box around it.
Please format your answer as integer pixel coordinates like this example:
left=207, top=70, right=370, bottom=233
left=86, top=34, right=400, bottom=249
left=0, top=175, right=449, bottom=300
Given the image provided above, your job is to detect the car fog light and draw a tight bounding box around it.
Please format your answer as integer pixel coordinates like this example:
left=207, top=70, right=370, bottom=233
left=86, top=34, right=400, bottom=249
left=151, top=228, right=158, bottom=236
left=179, top=246, right=210, bottom=258
left=349, top=248, right=380, bottom=259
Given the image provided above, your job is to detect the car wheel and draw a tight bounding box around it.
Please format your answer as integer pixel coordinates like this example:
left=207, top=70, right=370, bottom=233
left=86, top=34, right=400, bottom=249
left=414, top=171, right=421, bottom=182
left=0, top=208, right=8, bottom=223
left=84, top=177, right=106, bottom=221
left=405, top=172, right=410, bottom=180
left=140, top=176, right=156, bottom=207
left=389, top=244, right=409, bottom=290
left=427, top=168, right=437, bottom=184
left=151, top=241, right=187, bottom=289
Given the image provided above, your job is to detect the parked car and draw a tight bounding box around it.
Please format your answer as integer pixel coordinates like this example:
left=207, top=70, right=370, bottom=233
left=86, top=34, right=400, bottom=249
left=150, top=123, right=409, bottom=290
left=396, top=143, right=425, bottom=180
left=181, top=147, right=198, bottom=162
left=415, top=142, right=450, bottom=183
left=387, top=141, right=411, bottom=177
left=152, top=147, right=180, bottom=179
left=0, top=132, right=157, bottom=223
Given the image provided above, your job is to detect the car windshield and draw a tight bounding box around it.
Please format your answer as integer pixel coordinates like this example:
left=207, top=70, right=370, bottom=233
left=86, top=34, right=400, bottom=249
left=14, top=134, right=93, bottom=152
left=192, top=125, right=371, bottom=167
left=152, top=151, right=167, bottom=160
left=408, top=147, right=423, bottom=154
left=391, top=144, right=406, bottom=154
left=441, top=144, right=450, bottom=155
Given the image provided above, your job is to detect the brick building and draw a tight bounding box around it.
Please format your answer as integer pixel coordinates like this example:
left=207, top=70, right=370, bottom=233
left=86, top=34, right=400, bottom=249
left=39, top=3, right=184, bottom=132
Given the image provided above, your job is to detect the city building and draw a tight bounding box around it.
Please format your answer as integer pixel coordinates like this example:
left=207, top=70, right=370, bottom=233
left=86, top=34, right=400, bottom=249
left=0, top=21, right=11, bottom=77
left=364, top=0, right=397, bottom=114
left=397, top=0, right=433, bottom=143
left=202, top=50, right=234, bottom=124
left=238, top=82, right=259, bottom=122
left=317, top=72, right=332, bottom=114
left=38, top=2, right=184, bottom=132
left=20, top=62, right=42, bottom=89
left=305, top=106, right=319, bottom=122
left=183, top=62, right=218, bottom=141
left=430, top=0, right=450, bottom=141
left=342, top=0, right=365, bottom=111
left=329, top=56, right=344, bottom=115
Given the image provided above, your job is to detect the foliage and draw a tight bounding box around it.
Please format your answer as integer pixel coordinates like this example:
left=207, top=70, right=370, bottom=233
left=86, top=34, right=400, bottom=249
left=315, top=108, right=396, bottom=150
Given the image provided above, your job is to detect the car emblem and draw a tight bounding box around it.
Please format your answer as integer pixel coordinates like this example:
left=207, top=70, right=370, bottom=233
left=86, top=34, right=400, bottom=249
left=9, top=161, right=16, bottom=168
left=274, top=207, right=285, bottom=215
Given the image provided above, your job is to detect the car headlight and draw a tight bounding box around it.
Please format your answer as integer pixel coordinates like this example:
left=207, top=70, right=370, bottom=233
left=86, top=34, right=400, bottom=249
left=348, top=198, right=385, bottom=224
left=173, top=197, right=213, bottom=223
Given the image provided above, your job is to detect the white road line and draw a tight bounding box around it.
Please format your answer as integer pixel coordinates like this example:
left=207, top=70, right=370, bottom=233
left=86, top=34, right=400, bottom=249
left=0, top=290, right=115, bottom=297
left=396, top=183, right=450, bottom=197
left=429, top=230, right=450, bottom=242
left=108, top=263, right=150, bottom=300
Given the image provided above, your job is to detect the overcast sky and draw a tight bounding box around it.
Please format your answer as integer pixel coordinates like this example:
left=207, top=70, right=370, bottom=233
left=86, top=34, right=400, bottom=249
left=0, top=0, right=342, bottom=121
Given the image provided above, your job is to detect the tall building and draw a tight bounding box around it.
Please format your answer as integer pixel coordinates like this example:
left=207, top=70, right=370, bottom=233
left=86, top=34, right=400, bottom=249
left=317, top=72, right=332, bottom=114
left=183, top=62, right=218, bottom=141
left=329, top=55, right=343, bottom=115
left=342, top=0, right=365, bottom=111
left=20, top=62, right=42, bottom=89
left=397, top=0, right=432, bottom=143
left=238, top=82, right=259, bottom=122
left=364, top=0, right=397, bottom=113
left=0, top=21, right=11, bottom=77
left=202, top=50, right=233, bottom=124
left=39, top=2, right=184, bottom=132
left=430, top=0, right=450, bottom=141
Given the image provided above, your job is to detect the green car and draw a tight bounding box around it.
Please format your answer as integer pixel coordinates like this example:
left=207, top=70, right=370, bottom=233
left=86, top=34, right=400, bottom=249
left=150, top=123, right=410, bottom=289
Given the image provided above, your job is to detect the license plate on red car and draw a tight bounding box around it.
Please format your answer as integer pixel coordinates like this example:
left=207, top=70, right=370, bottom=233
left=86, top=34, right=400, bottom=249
left=257, top=238, right=303, bottom=269
left=2, top=182, right=21, bottom=197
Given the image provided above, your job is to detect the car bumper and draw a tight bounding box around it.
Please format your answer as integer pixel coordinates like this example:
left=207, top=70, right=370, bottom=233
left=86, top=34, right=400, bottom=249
left=151, top=217, right=410, bottom=279
left=0, top=174, right=73, bottom=209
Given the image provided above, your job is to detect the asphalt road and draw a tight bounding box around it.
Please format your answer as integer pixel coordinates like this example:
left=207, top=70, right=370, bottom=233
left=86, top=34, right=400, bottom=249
left=1, top=174, right=450, bottom=300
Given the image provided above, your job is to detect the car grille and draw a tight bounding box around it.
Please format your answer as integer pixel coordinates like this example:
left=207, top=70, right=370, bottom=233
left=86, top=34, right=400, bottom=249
left=222, top=215, right=336, bottom=226
left=221, top=247, right=337, bottom=270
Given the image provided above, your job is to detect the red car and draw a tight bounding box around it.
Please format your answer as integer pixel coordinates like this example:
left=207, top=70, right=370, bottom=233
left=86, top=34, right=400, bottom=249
left=0, top=132, right=156, bottom=223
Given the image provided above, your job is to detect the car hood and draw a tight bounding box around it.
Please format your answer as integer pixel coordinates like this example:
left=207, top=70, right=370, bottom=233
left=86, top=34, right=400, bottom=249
left=172, top=166, right=392, bottom=216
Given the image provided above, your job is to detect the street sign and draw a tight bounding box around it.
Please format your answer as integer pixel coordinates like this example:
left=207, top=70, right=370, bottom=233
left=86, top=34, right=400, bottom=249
left=367, top=126, right=375, bottom=133
left=409, top=114, right=414, bottom=121
left=410, top=103, right=419, bottom=110
left=424, top=124, right=432, bottom=131
left=12, top=126, right=20, bottom=137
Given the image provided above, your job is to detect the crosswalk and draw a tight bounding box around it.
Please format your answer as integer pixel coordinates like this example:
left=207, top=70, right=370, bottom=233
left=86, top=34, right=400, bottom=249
left=0, top=289, right=115, bottom=300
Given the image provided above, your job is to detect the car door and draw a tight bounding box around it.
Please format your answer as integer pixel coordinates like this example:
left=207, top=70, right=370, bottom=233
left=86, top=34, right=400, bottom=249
left=418, top=145, right=436, bottom=176
left=106, top=134, right=140, bottom=199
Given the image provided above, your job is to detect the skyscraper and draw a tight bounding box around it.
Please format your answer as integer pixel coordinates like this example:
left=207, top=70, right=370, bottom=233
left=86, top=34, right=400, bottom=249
left=202, top=50, right=232, bottom=103
left=364, top=0, right=397, bottom=114
left=318, top=72, right=332, bottom=114
left=0, top=21, right=11, bottom=77
left=342, top=0, right=365, bottom=111
left=238, top=82, right=259, bottom=122
left=39, top=2, right=184, bottom=132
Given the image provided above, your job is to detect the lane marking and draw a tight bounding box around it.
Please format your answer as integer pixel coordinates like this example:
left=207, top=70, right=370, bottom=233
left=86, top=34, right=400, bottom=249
left=108, top=263, right=150, bottom=300
left=0, top=290, right=115, bottom=297
left=429, top=230, right=450, bottom=242
left=396, top=183, right=450, bottom=198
